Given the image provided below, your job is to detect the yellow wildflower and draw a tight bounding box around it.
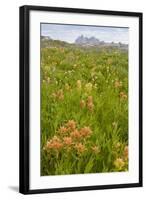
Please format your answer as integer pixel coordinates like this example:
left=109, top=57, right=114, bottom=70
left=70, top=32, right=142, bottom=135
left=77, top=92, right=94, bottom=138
left=114, top=158, right=125, bottom=170
left=77, top=80, right=82, bottom=90
left=65, top=83, right=70, bottom=91
left=85, top=83, right=92, bottom=93
left=80, top=100, right=86, bottom=108
left=91, top=146, right=100, bottom=154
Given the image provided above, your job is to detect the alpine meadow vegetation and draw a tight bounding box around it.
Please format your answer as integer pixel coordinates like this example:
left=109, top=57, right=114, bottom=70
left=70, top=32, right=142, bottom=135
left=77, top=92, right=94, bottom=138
left=41, top=39, right=128, bottom=176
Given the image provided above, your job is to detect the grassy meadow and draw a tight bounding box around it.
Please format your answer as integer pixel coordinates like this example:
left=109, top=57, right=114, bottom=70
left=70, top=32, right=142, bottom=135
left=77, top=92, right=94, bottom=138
left=41, top=40, right=128, bottom=176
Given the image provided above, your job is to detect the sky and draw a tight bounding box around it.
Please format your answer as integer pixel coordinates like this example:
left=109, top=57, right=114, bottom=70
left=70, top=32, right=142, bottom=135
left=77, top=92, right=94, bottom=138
left=41, top=23, right=129, bottom=44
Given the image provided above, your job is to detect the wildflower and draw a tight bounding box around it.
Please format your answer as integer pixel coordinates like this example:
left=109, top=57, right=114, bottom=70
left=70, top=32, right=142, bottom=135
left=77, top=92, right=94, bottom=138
left=124, top=146, right=128, bottom=158
left=58, top=94, right=64, bottom=100
left=114, top=158, right=125, bottom=170
left=87, top=102, right=94, bottom=112
left=85, top=83, right=92, bottom=93
left=57, top=89, right=64, bottom=100
left=107, top=66, right=110, bottom=72
left=45, top=136, right=63, bottom=151
left=43, top=146, right=46, bottom=151
left=70, top=129, right=81, bottom=139
left=115, top=80, right=122, bottom=88
left=52, top=135, right=60, bottom=142
left=52, top=141, right=63, bottom=150
left=77, top=80, right=82, bottom=90
left=91, top=145, right=100, bottom=154
left=87, top=96, right=93, bottom=104
left=47, top=77, right=50, bottom=84
left=86, top=96, right=94, bottom=112
left=115, top=142, right=121, bottom=148
left=52, top=92, right=57, bottom=98
left=75, top=143, right=86, bottom=154
left=63, top=137, right=72, bottom=146
left=57, top=89, right=63, bottom=96
left=65, top=83, right=70, bottom=91
left=119, top=92, right=127, bottom=100
left=58, top=126, right=68, bottom=135
left=66, top=120, right=76, bottom=131
left=112, top=122, right=117, bottom=128
left=80, top=100, right=86, bottom=108
left=84, top=92, right=88, bottom=97
left=80, top=126, right=92, bottom=137
left=94, top=83, right=97, bottom=89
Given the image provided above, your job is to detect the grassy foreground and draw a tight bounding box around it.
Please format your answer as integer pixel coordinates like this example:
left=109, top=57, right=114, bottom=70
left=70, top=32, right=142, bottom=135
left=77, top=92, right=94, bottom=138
left=41, top=42, right=128, bottom=176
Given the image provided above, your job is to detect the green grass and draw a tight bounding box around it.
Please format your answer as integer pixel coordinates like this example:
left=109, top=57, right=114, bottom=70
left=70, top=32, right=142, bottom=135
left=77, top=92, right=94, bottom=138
left=41, top=43, right=128, bottom=176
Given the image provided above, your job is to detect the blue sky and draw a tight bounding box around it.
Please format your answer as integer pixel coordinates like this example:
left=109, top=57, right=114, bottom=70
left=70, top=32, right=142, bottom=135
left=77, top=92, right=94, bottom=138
left=41, top=23, right=129, bottom=44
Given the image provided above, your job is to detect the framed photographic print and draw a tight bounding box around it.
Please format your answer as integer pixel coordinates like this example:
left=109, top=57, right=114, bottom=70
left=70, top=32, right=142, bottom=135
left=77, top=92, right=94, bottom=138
left=19, top=5, right=143, bottom=194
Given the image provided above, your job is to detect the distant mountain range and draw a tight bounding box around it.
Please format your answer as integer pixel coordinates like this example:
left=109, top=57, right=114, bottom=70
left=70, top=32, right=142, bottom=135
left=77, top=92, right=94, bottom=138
left=41, top=35, right=128, bottom=50
left=41, top=36, right=52, bottom=40
left=75, top=35, right=128, bottom=49
left=75, top=35, right=103, bottom=45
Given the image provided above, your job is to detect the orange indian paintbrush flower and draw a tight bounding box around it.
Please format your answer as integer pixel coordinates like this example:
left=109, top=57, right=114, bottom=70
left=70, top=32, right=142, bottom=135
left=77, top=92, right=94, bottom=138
left=75, top=143, right=86, bottom=154
left=66, top=120, right=76, bottom=131
left=80, top=126, right=92, bottom=137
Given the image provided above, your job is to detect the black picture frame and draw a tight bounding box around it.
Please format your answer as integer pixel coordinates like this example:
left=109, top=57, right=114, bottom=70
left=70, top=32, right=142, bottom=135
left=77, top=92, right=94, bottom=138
left=19, top=5, right=143, bottom=194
